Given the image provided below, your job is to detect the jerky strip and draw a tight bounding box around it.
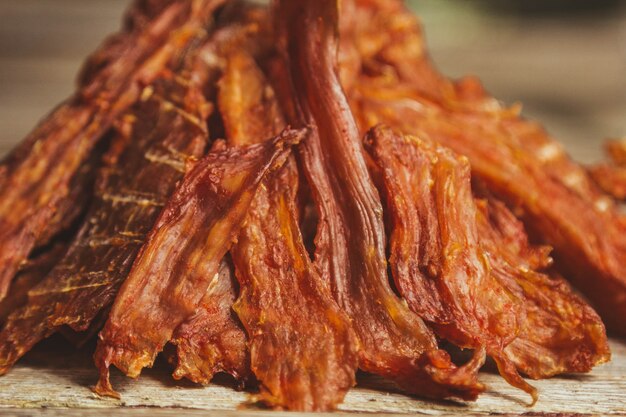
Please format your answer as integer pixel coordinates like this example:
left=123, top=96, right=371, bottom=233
left=220, top=50, right=359, bottom=411
left=171, top=257, right=249, bottom=385
left=274, top=0, right=485, bottom=401
left=94, top=128, right=304, bottom=398
left=364, top=126, right=533, bottom=400
left=475, top=196, right=610, bottom=378
left=0, top=244, right=67, bottom=325
left=0, top=36, right=217, bottom=375
left=0, top=0, right=225, bottom=299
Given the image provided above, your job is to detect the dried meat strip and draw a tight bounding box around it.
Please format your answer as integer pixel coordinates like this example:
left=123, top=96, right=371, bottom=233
left=171, top=257, right=249, bottom=385
left=219, top=50, right=359, bottom=411
left=474, top=195, right=610, bottom=379
left=94, top=128, right=304, bottom=398
left=347, top=2, right=626, bottom=334
left=274, top=0, right=485, bottom=401
left=363, top=125, right=534, bottom=399
left=0, top=0, right=225, bottom=300
left=0, top=34, right=219, bottom=375
left=0, top=244, right=68, bottom=325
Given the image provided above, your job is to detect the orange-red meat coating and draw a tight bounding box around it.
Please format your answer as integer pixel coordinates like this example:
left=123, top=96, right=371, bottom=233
left=364, top=125, right=532, bottom=399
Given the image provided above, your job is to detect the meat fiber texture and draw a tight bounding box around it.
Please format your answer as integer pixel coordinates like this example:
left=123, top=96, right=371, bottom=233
left=0, top=0, right=617, bottom=412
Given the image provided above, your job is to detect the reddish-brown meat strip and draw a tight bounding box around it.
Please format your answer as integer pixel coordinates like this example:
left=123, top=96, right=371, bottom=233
left=94, top=128, right=304, bottom=398
left=219, top=50, right=359, bottom=411
left=346, top=0, right=626, bottom=335
left=0, top=244, right=68, bottom=325
left=0, top=0, right=226, bottom=300
left=171, top=257, right=249, bottom=385
left=363, top=125, right=532, bottom=399
left=474, top=196, right=610, bottom=379
left=0, top=34, right=217, bottom=375
left=274, top=0, right=485, bottom=401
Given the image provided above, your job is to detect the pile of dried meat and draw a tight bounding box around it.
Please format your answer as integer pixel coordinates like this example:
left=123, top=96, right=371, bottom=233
left=0, top=0, right=621, bottom=411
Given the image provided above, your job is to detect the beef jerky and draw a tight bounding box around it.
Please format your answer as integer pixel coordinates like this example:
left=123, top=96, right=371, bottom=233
left=0, top=0, right=225, bottom=300
left=0, top=33, right=220, bottom=375
left=346, top=2, right=626, bottom=334
left=94, top=128, right=304, bottom=398
left=273, top=0, right=485, bottom=401
left=219, top=50, right=359, bottom=411
left=474, top=196, right=610, bottom=379
left=171, top=257, right=249, bottom=385
left=363, top=125, right=533, bottom=400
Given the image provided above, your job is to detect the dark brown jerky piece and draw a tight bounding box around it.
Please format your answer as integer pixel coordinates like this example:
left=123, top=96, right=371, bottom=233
left=94, top=129, right=304, bottom=398
left=274, top=0, right=485, bottom=401
left=474, top=196, right=610, bottom=379
left=219, top=50, right=359, bottom=411
left=0, top=37, right=217, bottom=374
left=171, top=257, right=249, bottom=385
left=0, top=0, right=225, bottom=300
left=0, top=244, right=67, bottom=325
left=363, top=125, right=533, bottom=399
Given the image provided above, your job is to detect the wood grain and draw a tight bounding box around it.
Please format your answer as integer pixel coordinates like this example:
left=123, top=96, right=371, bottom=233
left=0, top=337, right=623, bottom=415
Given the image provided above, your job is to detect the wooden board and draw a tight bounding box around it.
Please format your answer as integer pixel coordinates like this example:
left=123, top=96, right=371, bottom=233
left=0, top=338, right=624, bottom=416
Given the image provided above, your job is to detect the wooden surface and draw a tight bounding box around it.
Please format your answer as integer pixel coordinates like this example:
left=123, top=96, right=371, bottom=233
left=0, top=0, right=625, bottom=415
left=0, top=337, right=624, bottom=416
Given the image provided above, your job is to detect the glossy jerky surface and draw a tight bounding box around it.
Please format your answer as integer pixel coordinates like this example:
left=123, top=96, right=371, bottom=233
left=474, top=196, right=610, bottom=379
left=171, top=257, right=249, bottom=385
left=363, top=126, right=533, bottom=399
left=166, top=9, right=274, bottom=387
left=94, top=128, right=303, bottom=398
left=0, top=0, right=226, bottom=300
left=347, top=0, right=626, bottom=335
left=220, top=49, right=359, bottom=411
left=274, top=0, right=485, bottom=401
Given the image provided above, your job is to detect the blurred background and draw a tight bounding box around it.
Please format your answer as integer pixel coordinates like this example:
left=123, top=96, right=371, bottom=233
left=0, top=0, right=624, bottom=162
